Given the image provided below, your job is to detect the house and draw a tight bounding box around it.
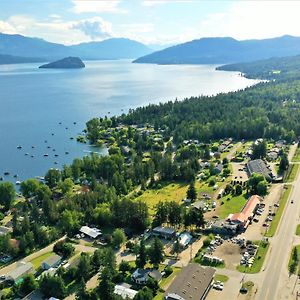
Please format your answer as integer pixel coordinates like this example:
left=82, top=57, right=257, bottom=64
left=178, top=232, right=193, bottom=248
left=0, top=226, right=12, bottom=236
left=114, top=284, right=138, bottom=299
left=267, top=151, right=278, bottom=161
left=191, top=200, right=206, bottom=211
left=41, top=254, right=62, bottom=270
left=79, top=226, right=102, bottom=239
left=6, top=261, right=34, bottom=283
left=152, top=226, right=176, bottom=240
left=202, top=254, right=224, bottom=264
left=149, top=269, right=162, bottom=282
left=164, top=264, right=215, bottom=300
left=227, top=195, right=262, bottom=230
left=247, top=159, right=273, bottom=181
left=131, top=269, right=150, bottom=284
left=210, top=220, right=238, bottom=235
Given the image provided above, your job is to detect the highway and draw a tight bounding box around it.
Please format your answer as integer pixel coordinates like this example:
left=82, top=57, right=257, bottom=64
left=256, top=164, right=300, bottom=300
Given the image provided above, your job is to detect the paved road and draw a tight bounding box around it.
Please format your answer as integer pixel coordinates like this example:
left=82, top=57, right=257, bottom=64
left=256, top=169, right=300, bottom=299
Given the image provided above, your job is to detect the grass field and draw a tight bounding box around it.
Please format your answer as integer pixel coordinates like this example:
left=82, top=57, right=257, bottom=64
left=292, top=148, right=300, bottom=162
left=215, top=274, right=229, bottom=282
left=135, top=180, right=215, bottom=215
left=265, top=185, right=292, bottom=237
left=30, top=251, right=53, bottom=269
left=286, top=163, right=300, bottom=183
left=135, top=181, right=188, bottom=214
left=296, top=225, right=300, bottom=236
left=218, top=193, right=247, bottom=219
left=237, top=241, right=269, bottom=274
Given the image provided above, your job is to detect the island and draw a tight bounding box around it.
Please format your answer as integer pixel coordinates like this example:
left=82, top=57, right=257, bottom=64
left=39, top=56, right=85, bottom=69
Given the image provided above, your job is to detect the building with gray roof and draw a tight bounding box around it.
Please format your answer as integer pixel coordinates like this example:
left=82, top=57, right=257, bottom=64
left=164, top=264, right=215, bottom=300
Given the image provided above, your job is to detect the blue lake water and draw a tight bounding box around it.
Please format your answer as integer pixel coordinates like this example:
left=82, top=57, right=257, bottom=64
left=0, top=60, right=259, bottom=184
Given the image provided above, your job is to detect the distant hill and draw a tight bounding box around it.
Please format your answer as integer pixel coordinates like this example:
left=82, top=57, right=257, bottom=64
left=39, top=57, right=85, bottom=69
left=0, top=33, right=152, bottom=61
left=0, top=54, right=45, bottom=65
left=70, top=38, right=153, bottom=59
left=0, top=33, right=72, bottom=59
left=217, top=55, right=300, bottom=81
left=133, top=35, right=300, bottom=65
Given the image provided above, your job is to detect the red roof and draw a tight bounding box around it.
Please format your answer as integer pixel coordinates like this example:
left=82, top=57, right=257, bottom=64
left=228, top=195, right=261, bottom=224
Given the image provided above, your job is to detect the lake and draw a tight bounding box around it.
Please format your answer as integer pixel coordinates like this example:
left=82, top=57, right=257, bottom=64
left=0, top=60, right=259, bottom=184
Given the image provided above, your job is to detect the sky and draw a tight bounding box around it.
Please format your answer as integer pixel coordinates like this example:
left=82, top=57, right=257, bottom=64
left=1, top=0, right=300, bottom=46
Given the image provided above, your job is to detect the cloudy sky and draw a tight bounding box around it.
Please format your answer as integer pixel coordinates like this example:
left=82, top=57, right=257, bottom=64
left=0, top=0, right=300, bottom=45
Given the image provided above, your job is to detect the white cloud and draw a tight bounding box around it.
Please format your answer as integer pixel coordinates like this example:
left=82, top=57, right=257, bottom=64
left=72, top=0, right=126, bottom=14
left=71, top=17, right=112, bottom=39
left=142, top=0, right=193, bottom=7
left=0, top=20, right=17, bottom=34
left=195, top=1, right=300, bottom=40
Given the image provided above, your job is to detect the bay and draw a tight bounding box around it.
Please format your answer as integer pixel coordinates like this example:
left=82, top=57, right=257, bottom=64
left=0, top=60, right=258, bottom=184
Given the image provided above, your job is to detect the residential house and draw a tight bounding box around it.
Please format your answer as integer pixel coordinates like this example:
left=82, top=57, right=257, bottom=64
left=6, top=261, right=34, bottom=283
left=152, top=226, right=176, bottom=240
left=41, top=254, right=62, bottom=270
left=114, top=284, right=138, bottom=299
left=79, top=226, right=102, bottom=239
left=247, top=159, right=273, bottom=181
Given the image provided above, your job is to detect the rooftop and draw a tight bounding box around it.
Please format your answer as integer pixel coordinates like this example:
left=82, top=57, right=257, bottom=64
left=165, top=263, right=215, bottom=300
left=114, top=284, right=138, bottom=299
left=6, top=261, right=34, bottom=281
left=80, top=226, right=102, bottom=239
left=42, top=254, right=61, bottom=267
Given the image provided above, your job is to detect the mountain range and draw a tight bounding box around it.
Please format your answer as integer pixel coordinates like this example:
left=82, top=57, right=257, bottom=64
left=133, top=35, right=300, bottom=65
left=0, top=33, right=153, bottom=63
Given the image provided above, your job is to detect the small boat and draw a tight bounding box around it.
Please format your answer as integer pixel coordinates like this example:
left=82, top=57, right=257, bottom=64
left=65, top=151, right=69, bottom=155
left=44, top=140, right=47, bottom=143
left=32, top=146, right=35, bottom=148
left=51, top=133, right=54, bottom=136
left=35, top=176, right=45, bottom=181
left=43, top=154, right=49, bottom=157
left=16, top=181, right=21, bottom=185
left=54, top=154, right=59, bottom=157
left=0, top=177, right=3, bottom=181
left=54, top=161, right=58, bottom=165
left=25, top=153, right=29, bottom=156
left=53, top=149, right=56, bottom=152
left=4, top=172, right=9, bottom=176
left=47, top=146, right=51, bottom=149
left=70, top=137, right=74, bottom=140
left=17, top=145, right=22, bottom=149
left=65, top=127, right=68, bottom=130
left=31, top=155, right=34, bottom=158
left=13, top=174, right=18, bottom=178
left=73, top=122, right=77, bottom=124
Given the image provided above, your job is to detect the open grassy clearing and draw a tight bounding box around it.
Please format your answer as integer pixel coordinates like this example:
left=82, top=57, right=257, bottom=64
left=296, top=224, right=300, bottom=236
left=30, top=251, right=53, bottom=269
left=218, top=193, right=247, bottom=219
left=135, top=181, right=188, bottom=214
left=286, top=163, right=300, bottom=183
left=215, top=274, right=229, bottom=282
left=265, top=185, right=292, bottom=237
left=237, top=241, right=269, bottom=274
left=292, top=148, right=300, bottom=162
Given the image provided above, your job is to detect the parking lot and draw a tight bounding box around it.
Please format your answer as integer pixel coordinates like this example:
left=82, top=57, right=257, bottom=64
left=232, top=163, right=249, bottom=183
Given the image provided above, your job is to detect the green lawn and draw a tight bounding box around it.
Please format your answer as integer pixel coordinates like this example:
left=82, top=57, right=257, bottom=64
left=292, top=148, right=300, bottom=162
left=296, top=224, right=300, bottom=236
left=215, top=274, right=229, bottom=282
left=286, top=163, right=300, bottom=183
left=237, top=241, right=269, bottom=274
left=288, top=245, right=300, bottom=274
left=153, top=267, right=181, bottom=300
left=30, top=251, right=53, bottom=269
left=218, top=193, right=247, bottom=219
left=265, top=185, right=292, bottom=237
left=135, top=181, right=189, bottom=214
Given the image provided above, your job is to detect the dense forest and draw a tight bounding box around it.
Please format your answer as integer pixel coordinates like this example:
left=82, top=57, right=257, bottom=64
left=217, top=54, right=300, bottom=81
left=117, top=79, right=300, bottom=143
